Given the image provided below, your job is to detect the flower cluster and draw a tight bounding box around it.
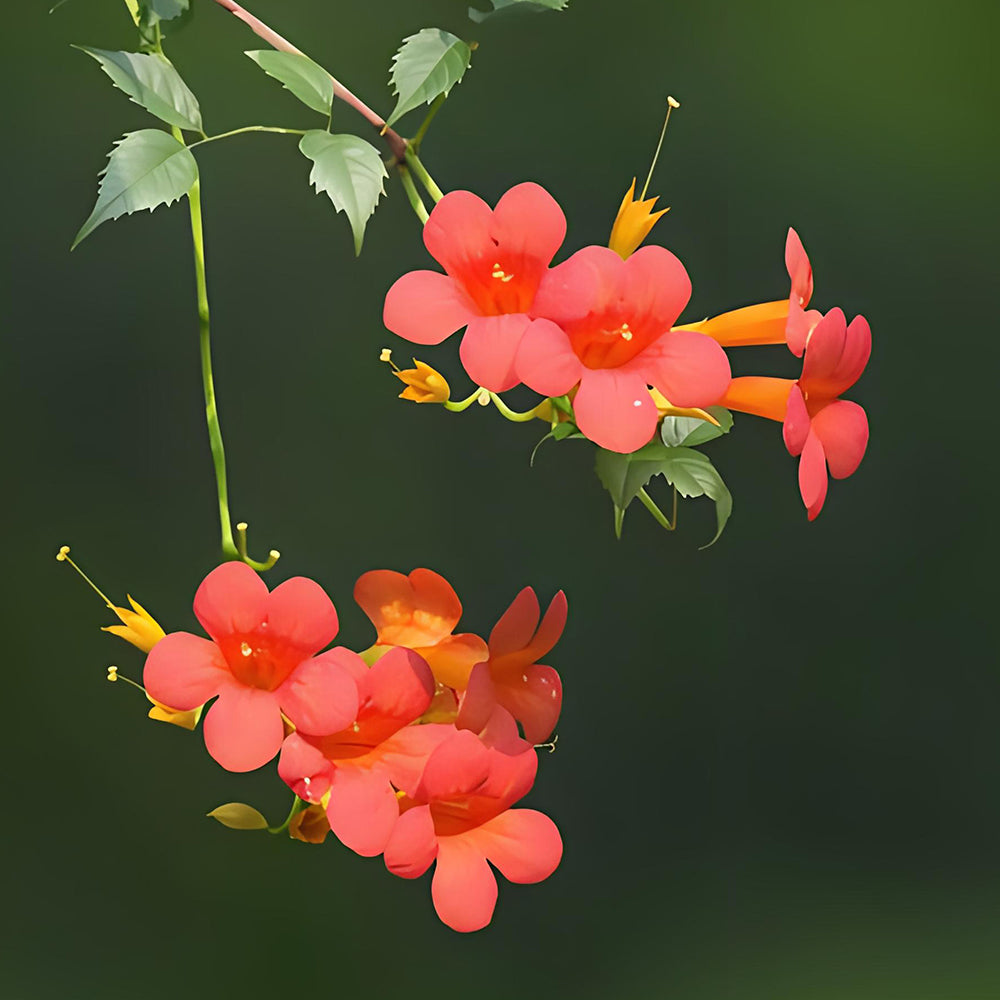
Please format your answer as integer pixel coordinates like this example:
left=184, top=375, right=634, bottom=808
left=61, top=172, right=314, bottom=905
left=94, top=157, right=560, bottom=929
left=138, top=561, right=565, bottom=932
left=384, top=183, right=871, bottom=523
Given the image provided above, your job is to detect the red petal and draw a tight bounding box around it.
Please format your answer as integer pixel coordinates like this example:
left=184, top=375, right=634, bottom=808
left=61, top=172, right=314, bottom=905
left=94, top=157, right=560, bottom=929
left=361, top=647, right=435, bottom=726
left=265, top=576, right=338, bottom=657
left=785, top=227, right=814, bottom=308
left=495, top=664, right=563, bottom=744
left=456, top=662, right=497, bottom=735
left=573, top=367, right=659, bottom=453
left=622, top=245, right=692, bottom=331
left=277, top=648, right=359, bottom=736
left=383, top=270, right=476, bottom=344
left=783, top=384, right=810, bottom=456
left=470, top=808, right=563, bottom=883
left=637, top=329, right=732, bottom=408
left=277, top=733, right=333, bottom=801
left=423, top=190, right=494, bottom=276
left=801, top=308, right=870, bottom=397
left=384, top=804, right=437, bottom=879
left=326, top=767, right=400, bottom=857
left=811, top=399, right=868, bottom=480
left=515, top=318, right=583, bottom=397
left=488, top=588, right=541, bottom=659
left=491, top=182, right=566, bottom=267
left=431, top=836, right=498, bottom=932
left=798, top=428, right=829, bottom=520
left=416, top=729, right=491, bottom=802
left=143, top=632, right=229, bottom=710
left=459, top=314, right=531, bottom=392
left=203, top=685, right=284, bottom=772
left=193, top=562, right=268, bottom=641
left=531, top=245, right=622, bottom=327
left=378, top=723, right=455, bottom=797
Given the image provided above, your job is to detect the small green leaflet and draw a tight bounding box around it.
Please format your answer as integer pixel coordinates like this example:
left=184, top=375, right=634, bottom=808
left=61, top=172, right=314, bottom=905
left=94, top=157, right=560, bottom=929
left=75, top=47, right=203, bottom=132
left=206, top=803, right=269, bottom=831
left=299, top=131, right=387, bottom=255
left=73, top=129, right=197, bottom=249
left=245, top=50, right=334, bottom=116
left=660, top=406, right=734, bottom=447
left=386, top=29, right=472, bottom=128
left=594, top=441, right=732, bottom=547
left=140, top=0, right=188, bottom=20
left=469, top=0, right=569, bottom=23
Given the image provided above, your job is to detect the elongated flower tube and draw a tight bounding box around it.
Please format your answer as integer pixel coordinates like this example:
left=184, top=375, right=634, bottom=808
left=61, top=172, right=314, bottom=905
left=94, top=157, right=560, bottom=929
left=144, top=563, right=358, bottom=772
left=383, top=183, right=567, bottom=391
left=517, top=245, right=730, bottom=453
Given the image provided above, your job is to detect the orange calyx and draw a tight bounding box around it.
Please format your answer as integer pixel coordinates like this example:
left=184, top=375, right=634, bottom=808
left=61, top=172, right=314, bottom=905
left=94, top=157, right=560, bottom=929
left=609, top=178, right=669, bottom=260
left=394, top=359, right=451, bottom=404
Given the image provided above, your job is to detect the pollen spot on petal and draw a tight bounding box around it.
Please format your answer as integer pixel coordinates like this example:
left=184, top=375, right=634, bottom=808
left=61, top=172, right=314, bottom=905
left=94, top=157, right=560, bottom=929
left=352, top=722, right=361, bottom=733
left=240, top=641, right=253, bottom=657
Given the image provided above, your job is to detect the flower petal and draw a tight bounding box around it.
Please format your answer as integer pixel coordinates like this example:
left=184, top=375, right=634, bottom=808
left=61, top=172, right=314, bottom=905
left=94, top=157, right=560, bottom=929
left=489, top=588, right=540, bottom=659
left=326, top=767, right=400, bottom=857
left=456, top=662, right=497, bottom=736
left=531, top=245, right=622, bottom=326
left=361, top=646, right=435, bottom=725
left=573, top=367, right=659, bottom=453
left=193, top=562, right=268, bottom=641
left=384, top=804, right=438, bottom=879
left=785, top=227, right=814, bottom=308
left=798, top=428, right=829, bottom=521
left=459, top=314, right=531, bottom=392
left=637, top=329, right=732, bottom=408
left=491, top=182, right=566, bottom=267
left=203, top=685, right=284, bottom=772
left=416, top=729, right=491, bottom=801
left=783, top=384, right=810, bottom=456
left=432, top=836, right=498, bottom=932
left=383, top=270, right=476, bottom=345
left=277, top=648, right=359, bottom=736
left=354, top=568, right=461, bottom=648
left=800, top=308, right=871, bottom=397
left=495, top=664, right=563, bottom=744
left=515, top=318, right=583, bottom=397
left=811, top=399, right=868, bottom=480
left=265, top=576, right=339, bottom=657
left=277, top=733, right=333, bottom=801
left=470, top=808, right=563, bottom=884
left=622, top=245, right=692, bottom=331
left=143, top=632, right=229, bottom=711
left=423, top=190, right=494, bottom=275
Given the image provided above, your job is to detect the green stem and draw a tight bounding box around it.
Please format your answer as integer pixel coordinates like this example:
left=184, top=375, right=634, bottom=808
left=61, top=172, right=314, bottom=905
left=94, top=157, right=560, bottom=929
left=410, top=93, right=446, bottom=152
left=404, top=147, right=444, bottom=202
left=398, top=165, right=430, bottom=225
left=268, top=794, right=307, bottom=835
left=188, top=125, right=307, bottom=149
left=637, top=486, right=676, bottom=531
left=489, top=392, right=543, bottom=422
left=444, top=389, right=487, bottom=412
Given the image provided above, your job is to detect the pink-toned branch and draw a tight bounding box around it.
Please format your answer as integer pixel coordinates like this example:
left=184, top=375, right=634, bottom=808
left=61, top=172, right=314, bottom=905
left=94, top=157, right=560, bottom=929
left=212, top=0, right=407, bottom=159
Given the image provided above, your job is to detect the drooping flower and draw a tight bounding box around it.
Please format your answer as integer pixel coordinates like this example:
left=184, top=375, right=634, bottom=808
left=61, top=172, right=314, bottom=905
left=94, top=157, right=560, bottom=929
left=144, top=562, right=358, bottom=772
left=354, top=569, right=488, bottom=693
left=608, top=178, right=669, bottom=260
left=102, top=595, right=166, bottom=653
left=458, top=587, right=566, bottom=744
left=718, top=307, right=870, bottom=519
left=383, top=183, right=567, bottom=392
left=394, top=358, right=451, bottom=403
left=517, top=245, right=731, bottom=453
left=675, top=228, right=821, bottom=351
left=384, top=727, right=562, bottom=933
left=278, top=646, right=453, bottom=857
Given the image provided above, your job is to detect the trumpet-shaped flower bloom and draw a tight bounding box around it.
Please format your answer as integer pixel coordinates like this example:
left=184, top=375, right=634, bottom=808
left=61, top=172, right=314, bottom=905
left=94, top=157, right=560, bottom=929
left=383, top=183, right=567, bottom=392
left=144, top=562, right=358, bottom=772
left=458, top=588, right=567, bottom=744
left=517, top=245, right=730, bottom=453
left=354, top=568, right=488, bottom=692
left=719, top=307, right=870, bottom=519
left=384, top=728, right=562, bottom=932
left=675, top=228, right=821, bottom=351
left=278, top=646, right=453, bottom=857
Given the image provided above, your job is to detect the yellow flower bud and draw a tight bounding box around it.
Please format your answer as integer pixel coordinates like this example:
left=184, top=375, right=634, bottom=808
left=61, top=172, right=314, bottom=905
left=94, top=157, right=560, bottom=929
left=101, top=596, right=166, bottom=654
left=394, top=359, right=451, bottom=404
left=609, top=179, right=669, bottom=260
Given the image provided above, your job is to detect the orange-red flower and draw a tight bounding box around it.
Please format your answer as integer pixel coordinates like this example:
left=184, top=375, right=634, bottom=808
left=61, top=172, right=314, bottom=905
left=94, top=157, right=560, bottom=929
left=354, top=569, right=488, bottom=692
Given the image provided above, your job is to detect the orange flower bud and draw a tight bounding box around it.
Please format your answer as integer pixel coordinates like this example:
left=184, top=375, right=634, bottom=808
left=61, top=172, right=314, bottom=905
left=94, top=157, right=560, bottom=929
left=609, top=179, right=669, bottom=260
left=394, top=359, right=451, bottom=403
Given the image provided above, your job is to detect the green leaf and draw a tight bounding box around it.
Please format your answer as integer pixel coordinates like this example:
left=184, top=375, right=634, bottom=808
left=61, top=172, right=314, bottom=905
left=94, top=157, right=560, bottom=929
left=142, top=0, right=188, bottom=20
left=245, top=50, right=334, bottom=116
left=660, top=406, right=734, bottom=447
left=469, top=0, right=569, bottom=23
left=659, top=447, right=733, bottom=548
left=73, top=129, right=197, bottom=249
left=299, top=131, right=387, bottom=255
left=75, top=47, right=203, bottom=132
left=386, top=29, right=472, bottom=128
left=206, top=803, right=269, bottom=831
left=594, top=440, right=675, bottom=510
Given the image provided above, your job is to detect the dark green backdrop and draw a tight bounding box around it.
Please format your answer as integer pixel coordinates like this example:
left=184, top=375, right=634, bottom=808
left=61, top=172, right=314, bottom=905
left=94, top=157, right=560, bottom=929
left=5, top=1, right=998, bottom=997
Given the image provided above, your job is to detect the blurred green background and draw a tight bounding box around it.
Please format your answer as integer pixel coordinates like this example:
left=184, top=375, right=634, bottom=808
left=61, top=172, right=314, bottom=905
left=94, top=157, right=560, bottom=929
left=5, top=0, right=998, bottom=997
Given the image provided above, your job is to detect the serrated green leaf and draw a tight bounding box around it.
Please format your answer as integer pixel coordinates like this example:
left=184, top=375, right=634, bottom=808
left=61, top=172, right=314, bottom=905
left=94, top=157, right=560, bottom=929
left=142, top=0, right=188, bottom=20
left=469, top=0, right=569, bottom=23
left=299, top=131, right=387, bottom=255
left=206, top=803, right=269, bottom=831
left=594, top=440, right=674, bottom=510
left=659, top=447, right=733, bottom=548
left=660, top=406, right=734, bottom=447
left=386, top=29, right=471, bottom=128
left=73, top=129, right=197, bottom=249
left=75, top=47, right=203, bottom=132
left=245, top=50, right=334, bottom=116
